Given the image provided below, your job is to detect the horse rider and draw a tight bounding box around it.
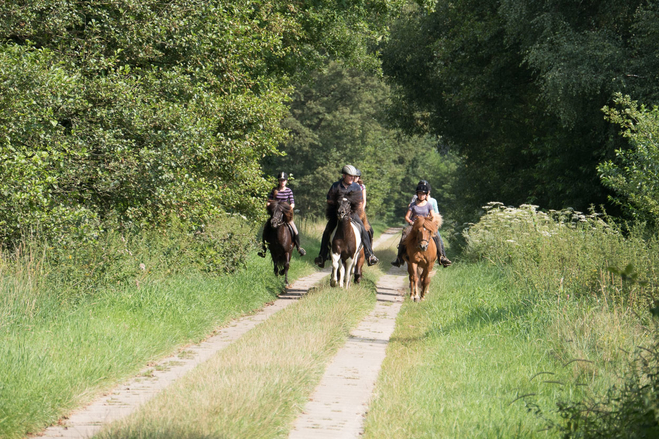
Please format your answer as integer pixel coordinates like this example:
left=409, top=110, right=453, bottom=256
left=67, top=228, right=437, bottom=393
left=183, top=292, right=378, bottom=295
left=259, top=171, right=306, bottom=257
left=391, top=181, right=452, bottom=268
left=355, top=169, right=374, bottom=239
left=314, top=165, right=379, bottom=268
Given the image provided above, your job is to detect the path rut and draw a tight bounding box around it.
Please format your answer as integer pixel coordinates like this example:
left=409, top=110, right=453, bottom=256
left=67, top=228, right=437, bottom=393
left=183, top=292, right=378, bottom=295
left=34, top=228, right=407, bottom=439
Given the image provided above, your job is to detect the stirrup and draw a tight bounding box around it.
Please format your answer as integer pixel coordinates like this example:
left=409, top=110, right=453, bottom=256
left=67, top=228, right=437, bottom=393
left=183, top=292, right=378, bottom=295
left=298, top=247, right=306, bottom=256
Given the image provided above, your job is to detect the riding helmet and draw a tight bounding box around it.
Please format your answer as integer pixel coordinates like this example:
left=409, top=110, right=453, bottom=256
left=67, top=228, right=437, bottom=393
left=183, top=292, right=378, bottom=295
left=418, top=180, right=431, bottom=192
left=416, top=183, right=430, bottom=194
left=341, top=164, right=358, bottom=176
left=355, top=169, right=362, bottom=177
left=277, top=171, right=288, bottom=180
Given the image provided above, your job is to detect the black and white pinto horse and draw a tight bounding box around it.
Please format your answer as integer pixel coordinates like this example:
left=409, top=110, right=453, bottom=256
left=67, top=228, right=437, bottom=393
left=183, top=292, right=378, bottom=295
left=329, top=191, right=363, bottom=289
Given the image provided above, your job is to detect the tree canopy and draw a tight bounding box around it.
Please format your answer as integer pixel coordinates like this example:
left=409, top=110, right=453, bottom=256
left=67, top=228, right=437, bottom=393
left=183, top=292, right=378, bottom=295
left=381, top=0, right=659, bottom=222
left=0, top=0, right=400, bottom=243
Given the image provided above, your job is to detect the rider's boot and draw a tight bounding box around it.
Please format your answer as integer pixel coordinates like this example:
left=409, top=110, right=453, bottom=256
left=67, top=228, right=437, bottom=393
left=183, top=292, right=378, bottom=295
left=440, top=255, right=452, bottom=267
left=293, top=233, right=306, bottom=256
left=391, top=244, right=405, bottom=267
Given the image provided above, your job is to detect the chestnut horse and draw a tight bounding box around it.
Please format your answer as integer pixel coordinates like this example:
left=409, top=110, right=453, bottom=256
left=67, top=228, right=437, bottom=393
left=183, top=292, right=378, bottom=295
left=261, top=201, right=295, bottom=285
left=329, top=191, right=364, bottom=288
left=404, top=212, right=442, bottom=302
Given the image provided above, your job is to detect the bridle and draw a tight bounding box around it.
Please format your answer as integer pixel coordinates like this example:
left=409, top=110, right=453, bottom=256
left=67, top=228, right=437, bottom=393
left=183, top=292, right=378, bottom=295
left=338, top=197, right=351, bottom=220
left=271, top=206, right=284, bottom=228
left=417, top=225, right=432, bottom=251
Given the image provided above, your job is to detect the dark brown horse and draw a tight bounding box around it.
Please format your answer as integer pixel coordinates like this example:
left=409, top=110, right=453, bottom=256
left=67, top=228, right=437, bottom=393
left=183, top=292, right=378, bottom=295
left=328, top=191, right=364, bottom=288
left=261, top=201, right=295, bottom=285
left=404, top=212, right=442, bottom=302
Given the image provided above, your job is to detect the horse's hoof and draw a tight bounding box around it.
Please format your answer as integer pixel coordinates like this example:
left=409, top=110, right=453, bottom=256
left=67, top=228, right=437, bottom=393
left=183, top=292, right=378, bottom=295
left=258, top=251, right=266, bottom=258
left=414, top=297, right=420, bottom=303
left=330, top=279, right=337, bottom=288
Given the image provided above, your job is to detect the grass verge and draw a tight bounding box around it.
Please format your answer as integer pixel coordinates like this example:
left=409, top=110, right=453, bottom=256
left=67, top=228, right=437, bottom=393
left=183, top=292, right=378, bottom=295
left=363, top=262, right=647, bottom=438
left=0, top=249, right=315, bottom=439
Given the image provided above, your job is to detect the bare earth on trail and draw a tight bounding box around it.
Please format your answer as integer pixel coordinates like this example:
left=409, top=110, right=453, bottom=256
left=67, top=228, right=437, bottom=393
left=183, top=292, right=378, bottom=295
left=289, top=261, right=407, bottom=438
left=34, top=228, right=409, bottom=439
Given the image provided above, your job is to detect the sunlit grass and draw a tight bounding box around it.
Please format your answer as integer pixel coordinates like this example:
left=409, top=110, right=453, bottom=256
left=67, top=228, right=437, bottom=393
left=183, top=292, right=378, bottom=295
left=0, top=236, right=316, bottom=439
left=98, top=272, right=381, bottom=439
left=363, top=262, right=648, bottom=438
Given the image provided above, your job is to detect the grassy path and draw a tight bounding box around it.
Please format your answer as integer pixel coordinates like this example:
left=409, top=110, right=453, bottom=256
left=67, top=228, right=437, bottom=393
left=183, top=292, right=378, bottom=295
left=93, top=236, right=397, bottom=438
left=289, top=232, right=405, bottom=437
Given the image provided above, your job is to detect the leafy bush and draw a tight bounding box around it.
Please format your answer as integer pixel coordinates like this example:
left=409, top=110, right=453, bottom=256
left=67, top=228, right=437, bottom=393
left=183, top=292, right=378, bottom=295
left=0, top=215, right=258, bottom=321
left=464, top=202, right=659, bottom=436
left=463, top=202, right=657, bottom=309
left=0, top=0, right=399, bottom=245
left=599, top=94, right=659, bottom=226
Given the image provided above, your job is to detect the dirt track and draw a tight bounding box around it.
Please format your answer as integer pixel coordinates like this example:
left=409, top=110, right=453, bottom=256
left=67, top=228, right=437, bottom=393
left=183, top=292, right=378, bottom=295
left=36, top=228, right=408, bottom=439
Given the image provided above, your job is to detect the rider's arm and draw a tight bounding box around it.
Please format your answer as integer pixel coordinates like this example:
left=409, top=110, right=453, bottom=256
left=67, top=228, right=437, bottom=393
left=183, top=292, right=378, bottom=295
left=404, top=209, right=414, bottom=226
left=362, top=187, right=367, bottom=209
left=289, top=189, right=295, bottom=208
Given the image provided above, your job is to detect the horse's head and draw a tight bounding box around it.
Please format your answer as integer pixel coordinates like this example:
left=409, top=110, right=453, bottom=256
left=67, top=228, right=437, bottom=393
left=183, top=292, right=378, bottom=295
left=411, top=215, right=439, bottom=251
left=267, top=201, right=293, bottom=228
left=337, top=197, right=352, bottom=220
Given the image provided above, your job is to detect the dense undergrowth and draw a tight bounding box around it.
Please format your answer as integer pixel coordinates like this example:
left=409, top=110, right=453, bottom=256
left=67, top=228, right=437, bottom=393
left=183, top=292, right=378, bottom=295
left=464, top=203, right=659, bottom=437
left=0, top=215, right=319, bottom=438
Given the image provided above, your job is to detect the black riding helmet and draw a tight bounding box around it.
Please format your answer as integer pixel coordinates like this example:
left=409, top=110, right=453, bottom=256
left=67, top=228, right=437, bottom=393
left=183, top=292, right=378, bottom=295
left=417, top=180, right=431, bottom=192
left=277, top=171, right=288, bottom=180
left=416, top=183, right=430, bottom=194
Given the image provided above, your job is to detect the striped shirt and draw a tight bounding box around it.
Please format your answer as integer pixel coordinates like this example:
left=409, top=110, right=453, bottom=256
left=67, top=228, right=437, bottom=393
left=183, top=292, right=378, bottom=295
left=269, top=187, right=294, bottom=205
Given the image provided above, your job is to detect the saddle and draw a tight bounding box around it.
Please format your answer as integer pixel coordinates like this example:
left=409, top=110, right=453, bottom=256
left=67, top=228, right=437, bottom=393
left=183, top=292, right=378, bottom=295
left=286, top=222, right=295, bottom=237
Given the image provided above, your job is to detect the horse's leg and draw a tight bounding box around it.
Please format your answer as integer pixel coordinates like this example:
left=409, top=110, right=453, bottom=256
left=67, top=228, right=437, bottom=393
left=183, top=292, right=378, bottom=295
left=408, top=262, right=418, bottom=301
left=420, top=266, right=431, bottom=301
left=339, top=259, right=347, bottom=288
left=283, top=257, right=290, bottom=286
left=330, top=252, right=341, bottom=288
left=344, top=258, right=353, bottom=289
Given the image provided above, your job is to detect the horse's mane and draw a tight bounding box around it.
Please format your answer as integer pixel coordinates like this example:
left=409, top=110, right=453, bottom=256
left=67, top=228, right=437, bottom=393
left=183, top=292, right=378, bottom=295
left=267, top=200, right=293, bottom=222
left=326, top=189, right=362, bottom=220
left=404, top=212, right=443, bottom=247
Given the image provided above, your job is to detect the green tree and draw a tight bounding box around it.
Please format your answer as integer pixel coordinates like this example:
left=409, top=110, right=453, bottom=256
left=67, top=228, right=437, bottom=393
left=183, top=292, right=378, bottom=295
left=0, top=0, right=400, bottom=244
left=599, top=94, right=659, bottom=224
left=381, top=0, right=659, bottom=222
left=264, top=61, right=459, bottom=222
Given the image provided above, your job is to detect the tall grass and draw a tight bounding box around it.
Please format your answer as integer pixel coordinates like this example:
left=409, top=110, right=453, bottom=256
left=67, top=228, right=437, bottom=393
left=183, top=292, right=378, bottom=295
left=0, top=216, right=317, bottom=439
left=364, top=203, right=657, bottom=437
left=464, top=203, right=659, bottom=434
